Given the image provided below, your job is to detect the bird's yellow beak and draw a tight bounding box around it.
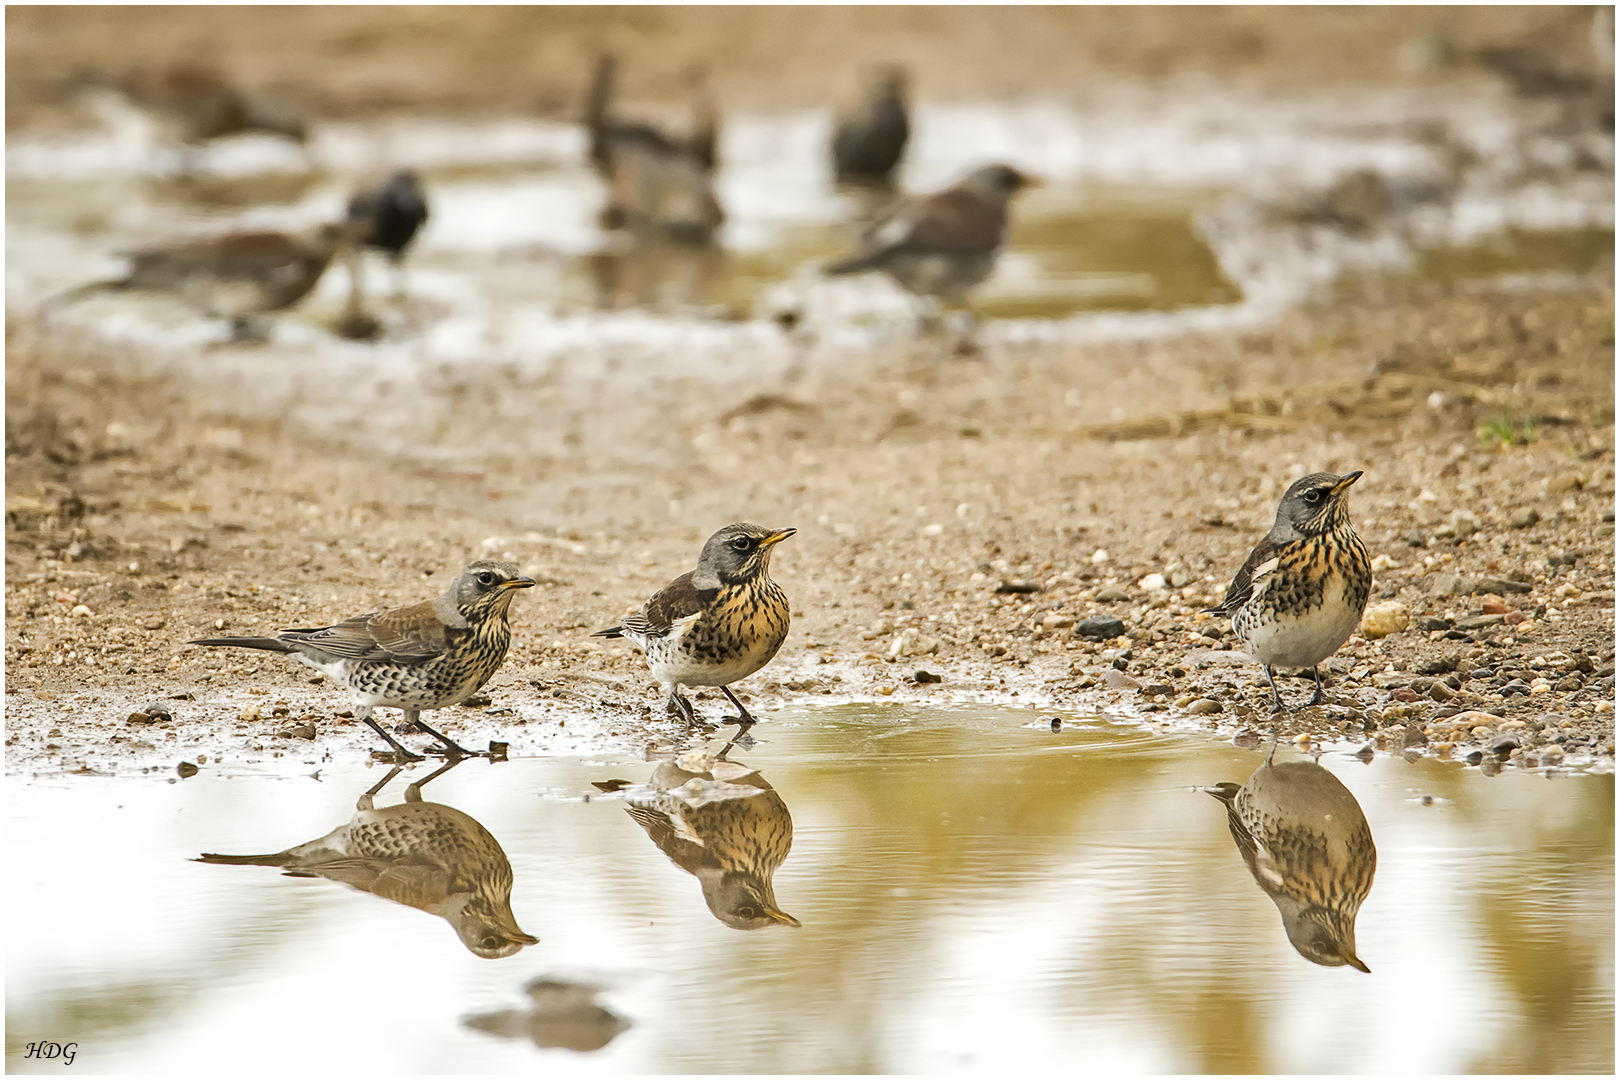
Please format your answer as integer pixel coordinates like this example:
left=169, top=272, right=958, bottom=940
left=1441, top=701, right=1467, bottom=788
left=1344, top=950, right=1371, bottom=973
left=760, top=528, right=797, bottom=547
left=1330, top=471, right=1364, bottom=495
left=763, top=902, right=801, bottom=927
left=500, top=576, right=538, bottom=591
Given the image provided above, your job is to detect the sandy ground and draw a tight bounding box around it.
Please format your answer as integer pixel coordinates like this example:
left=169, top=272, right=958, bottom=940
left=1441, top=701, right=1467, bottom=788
left=6, top=272, right=1614, bottom=775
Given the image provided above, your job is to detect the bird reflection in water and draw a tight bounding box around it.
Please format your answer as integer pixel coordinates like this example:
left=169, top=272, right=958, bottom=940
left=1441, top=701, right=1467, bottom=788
left=1206, top=745, right=1376, bottom=972
left=618, top=747, right=800, bottom=930
left=465, top=978, right=631, bottom=1053
left=196, top=758, right=537, bottom=958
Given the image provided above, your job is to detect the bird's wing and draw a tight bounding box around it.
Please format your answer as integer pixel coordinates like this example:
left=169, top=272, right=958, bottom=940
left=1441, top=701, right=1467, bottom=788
left=868, top=188, right=1003, bottom=255
left=280, top=600, right=448, bottom=663
left=625, top=571, right=713, bottom=638
left=1206, top=535, right=1280, bottom=617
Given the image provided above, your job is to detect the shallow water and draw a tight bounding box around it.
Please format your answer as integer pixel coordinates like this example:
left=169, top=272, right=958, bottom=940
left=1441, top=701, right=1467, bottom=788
left=7, top=706, right=1612, bottom=1073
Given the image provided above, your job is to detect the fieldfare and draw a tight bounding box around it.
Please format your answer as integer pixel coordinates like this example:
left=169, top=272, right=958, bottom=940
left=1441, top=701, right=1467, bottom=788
left=825, top=163, right=1036, bottom=304
left=594, top=523, right=793, bottom=731
left=197, top=758, right=538, bottom=958
left=191, top=559, right=534, bottom=758
left=1206, top=745, right=1376, bottom=972
left=624, top=751, right=799, bottom=930
left=1206, top=472, right=1372, bottom=712
left=584, top=55, right=723, bottom=243
left=55, top=222, right=357, bottom=340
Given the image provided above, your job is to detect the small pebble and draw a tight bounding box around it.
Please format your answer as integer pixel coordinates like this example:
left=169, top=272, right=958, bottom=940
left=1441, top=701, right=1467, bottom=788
left=1049, top=717, right=1062, bottom=732
left=176, top=762, right=199, bottom=779
left=1508, top=507, right=1539, bottom=529
left=1188, top=698, right=1223, bottom=715
left=1074, top=617, right=1126, bottom=641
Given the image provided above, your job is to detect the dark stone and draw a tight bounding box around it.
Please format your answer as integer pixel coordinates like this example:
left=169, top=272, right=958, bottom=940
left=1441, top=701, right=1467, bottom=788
left=1456, top=614, right=1505, bottom=630
left=1499, top=681, right=1530, bottom=696
left=996, top=580, right=1042, bottom=594
left=1489, top=733, right=1520, bottom=756
left=460, top=693, right=493, bottom=708
left=1465, top=750, right=1484, bottom=766
left=1049, top=717, right=1062, bottom=732
left=1112, top=656, right=1130, bottom=672
left=1074, top=616, right=1127, bottom=641
left=1555, top=675, right=1583, bottom=691
left=913, top=669, right=943, bottom=684
left=1168, top=666, right=1188, bottom=678
left=1444, top=630, right=1474, bottom=641
left=1144, top=684, right=1176, bottom=696
left=176, top=761, right=199, bottom=778
left=1475, top=578, right=1532, bottom=595
left=1417, top=657, right=1459, bottom=675
left=1416, top=617, right=1452, bottom=632
left=1469, top=668, right=1496, bottom=680
left=140, top=700, right=174, bottom=720
left=1406, top=531, right=1428, bottom=547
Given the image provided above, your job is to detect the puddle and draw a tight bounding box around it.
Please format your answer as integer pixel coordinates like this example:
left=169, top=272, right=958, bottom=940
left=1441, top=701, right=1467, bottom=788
left=7, top=706, right=1612, bottom=1073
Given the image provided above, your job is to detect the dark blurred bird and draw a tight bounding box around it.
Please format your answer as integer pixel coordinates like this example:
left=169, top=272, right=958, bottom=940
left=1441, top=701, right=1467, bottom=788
left=594, top=524, right=793, bottom=730
left=341, top=169, right=430, bottom=321
left=825, top=163, right=1036, bottom=304
left=465, top=979, right=631, bottom=1052
left=198, top=759, right=538, bottom=958
left=624, top=752, right=799, bottom=930
left=347, top=169, right=430, bottom=269
left=191, top=560, right=535, bottom=758
left=52, top=222, right=355, bottom=340
left=584, top=55, right=724, bottom=243
left=1204, top=472, right=1371, bottom=712
left=1206, top=747, right=1376, bottom=972
left=833, top=64, right=910, bottom=188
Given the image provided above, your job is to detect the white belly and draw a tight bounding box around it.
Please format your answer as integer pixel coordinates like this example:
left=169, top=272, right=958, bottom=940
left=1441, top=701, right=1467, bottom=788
left=1243, top=590, right=1362, bottom=670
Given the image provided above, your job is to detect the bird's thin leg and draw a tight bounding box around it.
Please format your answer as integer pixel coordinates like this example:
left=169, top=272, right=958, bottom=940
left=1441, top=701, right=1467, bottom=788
left=363, top=716, right=424, bottom=763
left=1264, top=664, right=1289, bottom=714
left=358, top=764, right=407, bottom=809
left=1308, top=666, right=1326, bottom=707
left=404, top=757, right=464, bottom=802
left=719, top=685, right=759, bottom=732
left=668, top=690, right=697, bottom=725
left=403, top=710, right=476, bottom=758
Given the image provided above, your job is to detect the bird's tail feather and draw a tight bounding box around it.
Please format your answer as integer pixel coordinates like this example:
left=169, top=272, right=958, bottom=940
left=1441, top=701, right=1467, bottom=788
left=194, top=852, right=293, bottom=866
left=188, top=636, right=297, bottom=652
left=825, top=253, right=882, bottom=277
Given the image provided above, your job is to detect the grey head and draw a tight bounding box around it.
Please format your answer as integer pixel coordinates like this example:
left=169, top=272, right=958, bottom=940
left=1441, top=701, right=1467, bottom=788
left=959, top=164, right=1039, bottom=204
left=433, top=559, right=536, bottom=627
left=448, top=894, right=541, bottom=959
left=698, top=868, right=801, bottom=930
left=691, top=523, right=796, bottom=589
left=1275, top=901, right=1370, bottom=973
left=1271, top=471, right=1363, bottom=540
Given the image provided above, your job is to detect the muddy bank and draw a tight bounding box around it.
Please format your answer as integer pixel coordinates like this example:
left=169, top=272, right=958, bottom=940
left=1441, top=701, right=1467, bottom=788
left=5, top=273, right=1613, bottom=775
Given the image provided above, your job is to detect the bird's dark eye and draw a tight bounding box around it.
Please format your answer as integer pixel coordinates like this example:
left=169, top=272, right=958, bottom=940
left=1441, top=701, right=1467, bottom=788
left=731, top=537, right=753, bottom=552
left=482, top=935, right=500, bottom=949
left=476, top=572, right=496, bottom=586
left=736, top=905, right=758, bottom=918
left=1303, top=489, right=1323, bottom=503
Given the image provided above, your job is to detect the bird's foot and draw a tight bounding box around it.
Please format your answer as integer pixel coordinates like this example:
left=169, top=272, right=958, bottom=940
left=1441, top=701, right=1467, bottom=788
left=406, top=717, right=478, bottom=759
left=363, top=718, right=425, bottom=763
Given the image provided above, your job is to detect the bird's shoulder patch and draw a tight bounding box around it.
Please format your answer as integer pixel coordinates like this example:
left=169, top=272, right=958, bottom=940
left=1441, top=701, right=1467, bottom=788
left=636, top=571, right=717, bottom=636
left=1209, top=535, right=1281, bottom=616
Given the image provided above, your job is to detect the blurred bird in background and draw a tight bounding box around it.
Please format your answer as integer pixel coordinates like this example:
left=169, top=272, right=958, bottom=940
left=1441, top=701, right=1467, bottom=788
left=584, top=54, right=724, bottom=244
left=832, top=64, right=910, bottom=189
left=826, top=163, right=1037, bottom=328
left=197, top=759, right=540, bottom=959
left=1205, top=747, right=1376, bottom=972
left=336, top=169, right=431, bottom=337
left=51, top=221, right=358, bottom=342
left=622, top=750, right=800, bottom=931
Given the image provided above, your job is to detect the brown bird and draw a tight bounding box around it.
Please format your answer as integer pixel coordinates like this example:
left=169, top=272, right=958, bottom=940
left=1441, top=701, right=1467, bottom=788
left=1207, top=746, right=1376, bottom=972
left=623, top=750, right=799, bottom=930
left=1204, top=472, right=1371, bottom=712
left=197, top=759, right=538, bottom=958
left=585, top=55, right=723, bottom=243
left=825, top=164, right=1037, bottom=305
left=594, top=523, right=793, bottom=731
left=54, top=223, right=357, bottom=341
left=191, top=559, right=534, bottom=759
